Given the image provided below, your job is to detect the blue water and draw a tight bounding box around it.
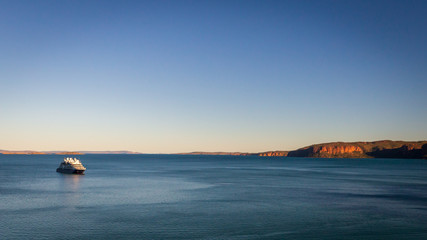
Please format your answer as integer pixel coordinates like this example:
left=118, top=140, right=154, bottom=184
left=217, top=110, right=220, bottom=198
left=1, top=155, right=427, bottom=239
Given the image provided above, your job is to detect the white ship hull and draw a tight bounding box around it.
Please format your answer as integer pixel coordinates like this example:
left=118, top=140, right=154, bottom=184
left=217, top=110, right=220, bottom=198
left=56, top=168, right=85, bottom=174
left=56, top=157, right=86, bottom=174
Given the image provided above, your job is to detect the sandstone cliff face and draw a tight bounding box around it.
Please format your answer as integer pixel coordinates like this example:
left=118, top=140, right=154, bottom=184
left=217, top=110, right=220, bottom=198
left=257, top=151, right=288, bottom=157
left=286, top=145, right=363, bottom=158
left=316, top=145, right=363, bottom=155
left=287, top=141, right=427, bottom=159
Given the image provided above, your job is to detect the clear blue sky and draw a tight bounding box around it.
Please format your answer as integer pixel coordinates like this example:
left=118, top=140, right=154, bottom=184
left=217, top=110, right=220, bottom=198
left=1, top=0, right=426, bottom=153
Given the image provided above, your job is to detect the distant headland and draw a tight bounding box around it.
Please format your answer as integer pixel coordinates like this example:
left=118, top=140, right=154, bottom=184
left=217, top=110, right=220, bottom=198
left=1, top=140, right=427, bottom=159
left=0, top=150, right=140, bottom=155
left=180, top=140, right=427, bottom=159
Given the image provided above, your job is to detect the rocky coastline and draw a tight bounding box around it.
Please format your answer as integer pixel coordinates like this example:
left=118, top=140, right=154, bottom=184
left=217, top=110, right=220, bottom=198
left=2, top=140, right=427, bottom=159
left=181, top=140, right=427, bottom=159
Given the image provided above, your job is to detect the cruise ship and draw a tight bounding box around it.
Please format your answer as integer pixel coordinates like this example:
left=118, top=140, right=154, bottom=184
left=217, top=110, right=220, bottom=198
left=56, top=157, right=86, bottom=174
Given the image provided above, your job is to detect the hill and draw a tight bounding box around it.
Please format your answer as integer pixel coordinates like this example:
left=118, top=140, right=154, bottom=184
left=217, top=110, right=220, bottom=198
left=2, top=140, right=427, bottom=158
left=287, top=140, right=427, bottom=159
left=178, top=141, right=427, bottom=159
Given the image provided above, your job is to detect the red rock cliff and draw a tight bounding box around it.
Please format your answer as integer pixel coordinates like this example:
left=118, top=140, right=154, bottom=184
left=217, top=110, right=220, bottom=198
left=257, top=151, right=288, bottom=157
left=316, top=145, right=363, bottom=155
left=287, top=141, right=427, bottom=158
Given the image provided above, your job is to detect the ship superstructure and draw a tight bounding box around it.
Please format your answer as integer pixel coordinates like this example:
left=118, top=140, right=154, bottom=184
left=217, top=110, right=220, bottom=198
left=56, top=157, right=86, bottom=174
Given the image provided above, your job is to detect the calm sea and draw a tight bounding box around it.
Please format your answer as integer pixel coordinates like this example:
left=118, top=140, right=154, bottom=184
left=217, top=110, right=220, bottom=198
left=1, top=154, right=427, bottom=239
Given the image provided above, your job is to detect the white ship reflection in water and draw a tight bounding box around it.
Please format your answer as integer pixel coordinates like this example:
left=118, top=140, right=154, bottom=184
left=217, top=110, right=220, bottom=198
left=62, top=174, right=83, bottom=192
left=59, top=174, right=84, bottom=206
